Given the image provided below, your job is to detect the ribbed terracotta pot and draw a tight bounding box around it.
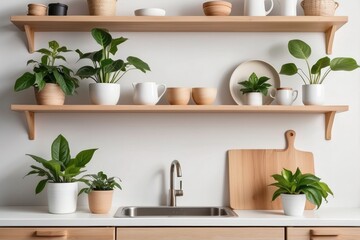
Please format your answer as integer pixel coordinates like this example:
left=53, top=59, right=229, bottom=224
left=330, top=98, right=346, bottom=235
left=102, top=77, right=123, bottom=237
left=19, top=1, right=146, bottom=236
left=87, top=0, right=116, bottom=16
left=35, top=83, right=65, bottom=105
left=88, top=190, right=114, bottom=214
left=28, top=3, right=47, bottom=16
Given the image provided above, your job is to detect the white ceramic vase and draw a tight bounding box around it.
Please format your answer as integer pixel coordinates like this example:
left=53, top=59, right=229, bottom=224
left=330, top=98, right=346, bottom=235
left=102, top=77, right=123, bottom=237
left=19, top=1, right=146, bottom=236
left=302, top=84, right=325, bottom=105
left=47, top=182, right=78, bottom=214
left=89, top=83, right=120, bottom=105
left=281, top=193, right=306, bottom=216
left=246, top=92, right=263, bottom=106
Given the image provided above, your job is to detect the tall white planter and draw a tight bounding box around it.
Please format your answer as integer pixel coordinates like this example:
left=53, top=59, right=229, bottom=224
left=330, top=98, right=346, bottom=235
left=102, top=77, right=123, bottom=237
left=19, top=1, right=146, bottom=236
left=89, top=83, right=120, bottom=105
left=302, top=84, right=325, bottom=105
left=47, top=182, right=78, bottom=214
left=246, top=92, right=263, bottom=106
left=281, top=194, right=306, bottom=216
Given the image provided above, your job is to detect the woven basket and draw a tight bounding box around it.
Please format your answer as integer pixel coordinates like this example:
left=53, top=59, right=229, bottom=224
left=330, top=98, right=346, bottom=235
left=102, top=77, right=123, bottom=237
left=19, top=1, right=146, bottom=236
left=87, top=0, right=116, bottom=16
left=301, top=0, right=339, bottom=16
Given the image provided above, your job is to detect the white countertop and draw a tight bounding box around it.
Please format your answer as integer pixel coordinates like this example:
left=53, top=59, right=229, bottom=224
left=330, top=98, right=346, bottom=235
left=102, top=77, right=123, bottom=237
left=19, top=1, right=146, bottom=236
left=0, top=206, right=360, bottom=227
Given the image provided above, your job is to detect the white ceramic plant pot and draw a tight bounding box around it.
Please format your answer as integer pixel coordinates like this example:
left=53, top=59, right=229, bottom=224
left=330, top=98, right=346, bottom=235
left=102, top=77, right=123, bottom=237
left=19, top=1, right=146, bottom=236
left=89, top=83, right=120, bottom=105
left=246, top=92, right=263, bottom=106
left=47, top=182, right=78, bottom=214
left=281, top=194, right=306, bottom=217
left=302, top=84, right=325, bottom=105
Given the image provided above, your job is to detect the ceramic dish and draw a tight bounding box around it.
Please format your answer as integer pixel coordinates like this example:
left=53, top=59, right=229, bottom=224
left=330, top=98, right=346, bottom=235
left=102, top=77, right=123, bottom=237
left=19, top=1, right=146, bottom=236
left=229, top=60, right=280, bottom=105
left=134, top=8, right=166, bottom=16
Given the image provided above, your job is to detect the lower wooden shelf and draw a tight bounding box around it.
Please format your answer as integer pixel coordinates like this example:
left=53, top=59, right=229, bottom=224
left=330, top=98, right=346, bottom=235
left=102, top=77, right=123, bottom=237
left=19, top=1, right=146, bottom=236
left=11, top=104, right=348, bottom=140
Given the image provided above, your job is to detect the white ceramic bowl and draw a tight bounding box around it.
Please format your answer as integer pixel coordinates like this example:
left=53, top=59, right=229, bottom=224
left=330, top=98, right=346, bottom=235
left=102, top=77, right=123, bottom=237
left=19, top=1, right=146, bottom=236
left=134, top=8, right=166, bottom=16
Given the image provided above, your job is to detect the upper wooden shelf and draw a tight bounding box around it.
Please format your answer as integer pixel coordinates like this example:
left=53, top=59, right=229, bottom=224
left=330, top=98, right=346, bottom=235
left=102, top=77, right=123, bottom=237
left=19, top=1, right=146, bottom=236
left=11, top=104, right=348, bottom=140
left=10, top=16, right=348, bottom=54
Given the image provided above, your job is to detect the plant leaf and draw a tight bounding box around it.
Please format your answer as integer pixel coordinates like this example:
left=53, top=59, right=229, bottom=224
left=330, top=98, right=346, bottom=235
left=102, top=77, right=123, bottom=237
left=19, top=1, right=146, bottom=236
left=311, top=57, right=330, bottom=74
left=76, top=66, right=98, bottom=78
left=74, top=149, right=98, bottom=168
left=280, top=63, right=298, bottom=76
left=288, top=39, right=311, bottom=59
left=51, top=134, right=71, bottom=167
left=14, top=72, right=35, bottom=92
left=330, top=58, right=360, bottom=71
left=110, top=37, right=128, bottom=55
left=49, top=40, right=59, bottom=51
left=35, top=179, right=48, bottom=194
left=127, top=56, right=151, bottom=73
left=91, top=28, right=112, bottom=48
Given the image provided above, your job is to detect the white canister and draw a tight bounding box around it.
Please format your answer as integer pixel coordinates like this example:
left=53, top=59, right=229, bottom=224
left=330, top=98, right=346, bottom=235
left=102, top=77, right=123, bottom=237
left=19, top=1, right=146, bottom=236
left=244, top=0, right=274, bottom=16
left=47, top=182, right=78, bottom=214
left=302, top=84, right=325, bottom=105
left=246, top=92, right=263, bottom=106
left=89, top=83, right=120, bottom=105
left=278, top=0, right=298, bottom=16
left=281, top=194, right=306, bottom=216
left=133, top=82, right=166, bottom=105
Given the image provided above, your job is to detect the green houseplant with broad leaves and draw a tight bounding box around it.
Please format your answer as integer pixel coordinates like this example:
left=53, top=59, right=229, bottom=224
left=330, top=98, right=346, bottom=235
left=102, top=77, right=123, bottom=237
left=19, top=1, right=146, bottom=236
left=14, top=40, right=79, bottom=105
left=76, top=28, right=150, bottom=105
left=79, top=171, right=122, bottom=214
left=25, top=134, right=97, bottom=214
left=280, top=39, right=360, bottom=85
left=279, top=39, right=359, bottom=105
left=76, top=28, right=150, bottom=83
left=270, top=168, right=333, bottom=216
left=238, top=72, right=271, bottom=105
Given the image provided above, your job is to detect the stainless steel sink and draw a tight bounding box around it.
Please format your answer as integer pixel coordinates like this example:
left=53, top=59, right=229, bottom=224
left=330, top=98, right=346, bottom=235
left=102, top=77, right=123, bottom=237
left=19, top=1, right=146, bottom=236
left=114, top=206, right=237, bottom=218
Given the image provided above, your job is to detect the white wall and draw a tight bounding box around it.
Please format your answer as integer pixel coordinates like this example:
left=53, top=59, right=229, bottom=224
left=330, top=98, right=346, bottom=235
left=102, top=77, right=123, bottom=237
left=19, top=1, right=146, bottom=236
left=0, top=0, right=359, bottom=208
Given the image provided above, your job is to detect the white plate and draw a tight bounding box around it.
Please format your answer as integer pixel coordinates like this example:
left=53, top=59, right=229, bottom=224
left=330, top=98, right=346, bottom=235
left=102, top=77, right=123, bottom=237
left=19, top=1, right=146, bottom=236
left=134, top=8, right=166, bottom=16
left=229, top=60, right=280, bottom=105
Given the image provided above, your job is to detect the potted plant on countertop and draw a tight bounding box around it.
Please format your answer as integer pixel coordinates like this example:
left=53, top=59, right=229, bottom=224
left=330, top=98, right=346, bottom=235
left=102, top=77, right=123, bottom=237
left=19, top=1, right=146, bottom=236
left=238, top=72, right=272, bottom=106
left=280, top=39, right=359, bottom=105
left=76, top=28, right=151, bottom=105
left=25, top=134, right=97, bottom=214
left=14, top=40, right=79, bottom=105
left=270, top=168, right=333, bottom=216
left=79, top=171, right=122, bottom=214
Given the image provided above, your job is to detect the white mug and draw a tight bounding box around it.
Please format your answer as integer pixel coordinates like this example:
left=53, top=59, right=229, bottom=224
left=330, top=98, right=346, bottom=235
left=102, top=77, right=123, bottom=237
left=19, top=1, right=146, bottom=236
left=270, top=88, right=298, bottom=105
left=244, top=0, right=274, bottom=16
left=132, top=82, right=166, bottom=105
left=278, top=0, right=298, bottom=16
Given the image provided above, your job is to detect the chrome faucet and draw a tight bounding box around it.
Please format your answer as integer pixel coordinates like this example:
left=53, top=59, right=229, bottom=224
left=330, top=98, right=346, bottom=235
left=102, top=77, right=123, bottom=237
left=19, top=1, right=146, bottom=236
left=169, top=160, right=183, bottom=207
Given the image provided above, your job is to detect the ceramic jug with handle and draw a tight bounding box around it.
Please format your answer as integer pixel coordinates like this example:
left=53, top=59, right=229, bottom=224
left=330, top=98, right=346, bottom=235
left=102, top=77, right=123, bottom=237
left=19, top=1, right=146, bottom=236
left=244, top=0, right=274, bottom=16
left=133, top=82, right=166, bottom=105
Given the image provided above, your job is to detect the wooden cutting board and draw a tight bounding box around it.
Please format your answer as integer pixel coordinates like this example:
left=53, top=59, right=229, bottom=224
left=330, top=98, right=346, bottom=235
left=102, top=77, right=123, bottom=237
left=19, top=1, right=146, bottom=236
left=228, top=130, right=315, bottom=210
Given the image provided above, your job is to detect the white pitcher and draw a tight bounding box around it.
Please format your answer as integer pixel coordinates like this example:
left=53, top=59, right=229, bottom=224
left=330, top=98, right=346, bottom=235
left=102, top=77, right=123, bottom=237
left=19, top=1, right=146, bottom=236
left=244, top=0, right=274, bottom=16
left=278, top=0, right=298, bottom=16
left=132, top=82, right=166, bottom=105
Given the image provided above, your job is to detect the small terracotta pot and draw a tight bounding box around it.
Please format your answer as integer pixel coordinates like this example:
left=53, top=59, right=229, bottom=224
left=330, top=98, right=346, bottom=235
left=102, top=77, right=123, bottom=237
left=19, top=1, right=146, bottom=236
left=192, top=88, right=217, bottom=105
left=35, top=83, right=65, bottom=105
left=28, top=3, right=47, bottom=16
left=88, top=190, right=114, bottom=214
left=166, top=87, right=191, bottom=105
left=87, top=0, right=116, bottom=16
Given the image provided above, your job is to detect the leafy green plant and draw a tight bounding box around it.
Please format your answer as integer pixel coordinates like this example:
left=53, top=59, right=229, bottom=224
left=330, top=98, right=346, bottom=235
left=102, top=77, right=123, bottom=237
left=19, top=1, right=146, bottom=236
left=79, top=171, right=122, bottom=195
left=238, top=72, right=272, bottom=96
left=270, top=168, right=333, bottom=209
left=25, top=134, right=98, bottom=194
left=14, top=40, right=79, bottom=95
left=280, top=39, right=360, bottom=84
left=76, top=28, right=150, bottom=83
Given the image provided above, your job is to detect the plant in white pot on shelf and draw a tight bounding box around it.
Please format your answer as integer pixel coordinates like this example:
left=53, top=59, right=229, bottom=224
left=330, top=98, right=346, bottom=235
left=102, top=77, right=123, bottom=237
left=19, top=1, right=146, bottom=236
left=25, top=135, right=97, bottom=214
left=280, top=39, right=359, bottom=105
left=270, top=168, right=333, bottom=216
left=238, top=72, right=272, bottom=106
left=14, top=40, right=79, bottom=105
left=76, top=28, right=151, bottom=105
left=79, top=171, right=122, bottom=214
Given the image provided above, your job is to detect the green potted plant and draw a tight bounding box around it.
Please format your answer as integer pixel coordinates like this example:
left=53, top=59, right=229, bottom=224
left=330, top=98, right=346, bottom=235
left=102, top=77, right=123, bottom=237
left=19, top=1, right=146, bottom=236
left=25, top=134, right=97, bottom=214
left=238, top=72, right=272, bottom=105
left=76, top=28, right=150, bottom=105
left=79, top=171, right=122, bottom=214
left=270, top=168, right=333, bottom=216
left=280, top=39, right=359, bottom=105
left=14, top=40, right=79, bottom=105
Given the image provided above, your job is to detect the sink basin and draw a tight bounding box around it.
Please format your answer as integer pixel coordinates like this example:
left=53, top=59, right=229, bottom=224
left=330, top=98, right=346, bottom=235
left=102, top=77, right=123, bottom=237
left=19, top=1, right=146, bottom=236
left=114, top=206, right=237, bottom=218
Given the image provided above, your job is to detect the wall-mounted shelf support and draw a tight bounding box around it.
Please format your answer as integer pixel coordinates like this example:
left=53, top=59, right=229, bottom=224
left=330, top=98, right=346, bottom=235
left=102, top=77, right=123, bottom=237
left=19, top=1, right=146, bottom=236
left=10, top=16, right=348, bottom=54
left=11, top=105, right=348, bottom=141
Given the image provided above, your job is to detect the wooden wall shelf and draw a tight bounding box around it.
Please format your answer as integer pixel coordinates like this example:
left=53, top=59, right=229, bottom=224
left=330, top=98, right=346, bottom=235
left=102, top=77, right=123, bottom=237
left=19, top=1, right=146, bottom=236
left=10, top=16, right=348, bottom=54
left=11, top=105, right=348, bottom=141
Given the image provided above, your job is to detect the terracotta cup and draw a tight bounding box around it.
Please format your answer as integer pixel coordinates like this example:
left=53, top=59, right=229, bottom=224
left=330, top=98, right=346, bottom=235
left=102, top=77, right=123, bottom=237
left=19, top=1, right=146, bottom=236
left=166, top=87, right=191, bottom=105
left=28, top=3, right=47, bottom=16
left=192, top=87, right=217, bottom=105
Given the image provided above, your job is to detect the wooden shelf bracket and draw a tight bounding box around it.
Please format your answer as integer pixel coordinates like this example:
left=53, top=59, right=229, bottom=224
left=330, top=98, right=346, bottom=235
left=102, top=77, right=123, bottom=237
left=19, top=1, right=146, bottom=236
left=24, top=25, right=35, bottom=53
left=325, top=25, right=337, bottom=55
left=325, top=111, right=336, bottom=140
left=24, top=111, right=35, bottom=140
